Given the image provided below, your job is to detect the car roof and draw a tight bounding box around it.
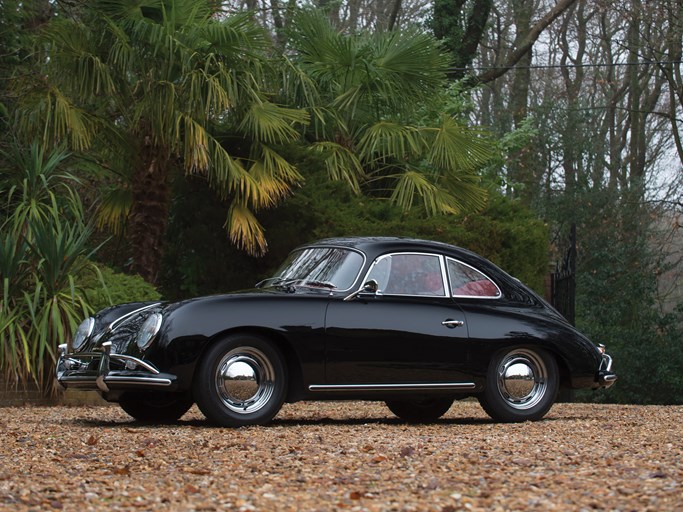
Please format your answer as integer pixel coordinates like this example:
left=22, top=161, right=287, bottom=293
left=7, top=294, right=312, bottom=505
left=301, top=236, right=482, bottom=261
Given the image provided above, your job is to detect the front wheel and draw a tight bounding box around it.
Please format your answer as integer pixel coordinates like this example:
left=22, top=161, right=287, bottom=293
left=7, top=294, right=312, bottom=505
left=119, top=391, right=194, bottom=423
left=478, top=347, right=559, bottom=423
left=386, top=397, right=453, bottom=423
left=193, top=334, right=287, bottom=427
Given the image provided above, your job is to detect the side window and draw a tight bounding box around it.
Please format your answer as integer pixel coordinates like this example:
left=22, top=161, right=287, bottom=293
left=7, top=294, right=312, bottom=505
left=367, top=254, right=446, bottom=296
left=447, top=258, right=501, bottom=298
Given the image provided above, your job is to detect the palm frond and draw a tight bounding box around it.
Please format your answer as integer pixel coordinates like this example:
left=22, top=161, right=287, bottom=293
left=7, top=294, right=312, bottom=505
left=96, top=186, right=132, bottom=235
left=357, top=121, right=423, bottom=162
left=310, top=142, right=365, bottom=194
left=226, top=202, right=267, bottom=256
left=204, top=12, right=270, bottom=56
left=389, top=168, right=487, bottom=215
left=426, top=116, right=494, bottom=172
left=279, top=54, right=321, bottom=112
left=238, top=101, right=309, bottom=145
left=44, top=19, right=117, bottom=101
left=371, top=29, right=450, bottom=98
left=184, top=69, right=232, bottom=117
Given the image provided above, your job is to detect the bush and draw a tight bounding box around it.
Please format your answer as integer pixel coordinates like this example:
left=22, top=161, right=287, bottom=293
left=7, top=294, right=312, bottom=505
left=80, top=265, right=161, bottom=313
left=160, top=168, right=548, bottom=299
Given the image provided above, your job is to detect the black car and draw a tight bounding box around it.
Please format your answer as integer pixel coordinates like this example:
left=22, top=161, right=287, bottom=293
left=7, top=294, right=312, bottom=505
left=56, top=237, right=616, bottom=425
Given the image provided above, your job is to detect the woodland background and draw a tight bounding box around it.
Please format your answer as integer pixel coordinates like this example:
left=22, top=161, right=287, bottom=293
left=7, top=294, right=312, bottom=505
left=0, top=0, right=681, bottom=404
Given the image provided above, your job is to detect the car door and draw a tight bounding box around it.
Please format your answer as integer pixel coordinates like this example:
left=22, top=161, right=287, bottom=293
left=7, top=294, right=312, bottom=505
left=323, top=253, right=474, bottom=386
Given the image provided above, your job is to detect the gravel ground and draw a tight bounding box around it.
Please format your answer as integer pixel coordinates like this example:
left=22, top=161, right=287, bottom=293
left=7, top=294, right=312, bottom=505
left=0, top=401, right=681, bottom=511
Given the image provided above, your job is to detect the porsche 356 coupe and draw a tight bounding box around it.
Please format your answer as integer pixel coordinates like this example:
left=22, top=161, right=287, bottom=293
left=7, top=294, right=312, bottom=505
left=56, top=237, right=616, bottom=425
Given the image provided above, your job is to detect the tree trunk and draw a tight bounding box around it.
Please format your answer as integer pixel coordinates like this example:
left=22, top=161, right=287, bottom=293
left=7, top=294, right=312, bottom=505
left=508, top=0, right=534, bottom=205
left=432, top=0, right=492, bottom=78
left=387, top=0, right=402, bottom=31
left=128, top=137, right=172, bottom=284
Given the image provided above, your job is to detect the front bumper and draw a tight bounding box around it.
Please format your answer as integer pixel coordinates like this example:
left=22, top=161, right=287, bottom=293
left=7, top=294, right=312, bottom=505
left=55, top=342, right=177, bottom=394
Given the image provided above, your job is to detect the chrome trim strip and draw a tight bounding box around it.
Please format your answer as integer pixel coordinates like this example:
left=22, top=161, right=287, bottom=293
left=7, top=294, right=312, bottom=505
left=111, top=354, right=160, bottom=374
left=58, top=375, right=173, bottom=387
left=308, top=382, right=476, bottom=392
left=446, top=257, right=502, bottom=300
left=360, top=252, right=450, bottom=298
left=57, top=352, right=160, bottom=374
left=275, top=246, right=367, bottom=293
left=109, top=302, right=162, bottom=331
left=104, top=376, right=172, bottom=386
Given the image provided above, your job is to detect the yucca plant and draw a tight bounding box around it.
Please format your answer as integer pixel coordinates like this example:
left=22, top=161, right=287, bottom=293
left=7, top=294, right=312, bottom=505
left=0, top=142, right=101, bottom=395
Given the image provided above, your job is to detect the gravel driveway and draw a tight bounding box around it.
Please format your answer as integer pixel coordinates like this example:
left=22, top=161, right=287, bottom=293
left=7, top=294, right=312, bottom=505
left=0, top=401, right=681, bottom=511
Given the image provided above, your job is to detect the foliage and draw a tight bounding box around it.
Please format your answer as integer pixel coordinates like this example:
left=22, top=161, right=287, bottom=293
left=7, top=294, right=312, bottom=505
left=14, top=0, right=309, bottom=281
left=280, top=9, right=494, bottom=217
left=0, top=142, right=101, bottom=394
left=80, top=265, right=162, bottom=314
left=160, top=156, right=548, bottom=299
left=572, top=190, right=683, bottom=405
left=429, top=0, right=492, bottom=74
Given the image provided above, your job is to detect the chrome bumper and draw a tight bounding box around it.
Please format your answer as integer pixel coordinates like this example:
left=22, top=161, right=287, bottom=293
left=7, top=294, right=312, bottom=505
left=55, top=343, right=176, bottom=393
left=596, top=347, right=617, bottom=389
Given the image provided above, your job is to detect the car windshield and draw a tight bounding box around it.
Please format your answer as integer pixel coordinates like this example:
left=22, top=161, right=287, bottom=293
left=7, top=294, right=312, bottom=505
left=263, top=247, right=364, bottom=291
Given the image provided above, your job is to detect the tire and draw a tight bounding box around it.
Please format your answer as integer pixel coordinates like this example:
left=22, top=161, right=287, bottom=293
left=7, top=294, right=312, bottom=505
left=193, top=334, right=287, bottom=427
left=385, top=397, right=453, bottom=423
left=478, top=347, right=559, bottom=423
left=119, top=391, right=194, bottom=422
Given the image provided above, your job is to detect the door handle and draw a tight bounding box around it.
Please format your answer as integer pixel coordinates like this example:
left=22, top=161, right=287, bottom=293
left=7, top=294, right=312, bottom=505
left=442, top=319, right=464, bottom=328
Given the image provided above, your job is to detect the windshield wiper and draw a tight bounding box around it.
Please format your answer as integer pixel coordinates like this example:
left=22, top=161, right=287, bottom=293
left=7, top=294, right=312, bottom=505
left=255, top=277, right=283, bottom=288
left=298, top=280, right=336, bottom=289
left=256, top=278, right=336, bottom=291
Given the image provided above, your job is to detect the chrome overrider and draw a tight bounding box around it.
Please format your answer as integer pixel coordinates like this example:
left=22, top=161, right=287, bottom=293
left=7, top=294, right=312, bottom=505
left=596, top=344, right=617, bottom=388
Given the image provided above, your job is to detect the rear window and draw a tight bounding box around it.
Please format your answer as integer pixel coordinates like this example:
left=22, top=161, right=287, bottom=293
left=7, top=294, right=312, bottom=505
left=447, top=258, right=501, bottom=298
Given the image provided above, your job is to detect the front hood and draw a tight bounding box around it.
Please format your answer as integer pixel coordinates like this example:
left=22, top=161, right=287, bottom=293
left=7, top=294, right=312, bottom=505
left=161, top=286, right=332, bottom=313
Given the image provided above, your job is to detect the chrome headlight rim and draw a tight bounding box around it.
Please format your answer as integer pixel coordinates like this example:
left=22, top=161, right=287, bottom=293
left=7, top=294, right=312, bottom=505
left=136, top=313, right=163, bottom=352
left=72, top=317, right=95, bottom=352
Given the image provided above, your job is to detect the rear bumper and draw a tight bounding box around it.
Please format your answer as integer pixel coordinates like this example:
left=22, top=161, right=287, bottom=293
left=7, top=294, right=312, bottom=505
left=595, top=349, right=617, bottom=389
left=55, top=343, right=177, bottom=394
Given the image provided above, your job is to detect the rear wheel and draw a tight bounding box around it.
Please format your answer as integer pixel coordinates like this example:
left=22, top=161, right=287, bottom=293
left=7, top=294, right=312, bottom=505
left=119, top=391, right=194, bottom=422
left=386, top=397, right=453, bottom=423
left=193, top=334, right=287, bottom=427
left=478, top=347, right=559, bottom=423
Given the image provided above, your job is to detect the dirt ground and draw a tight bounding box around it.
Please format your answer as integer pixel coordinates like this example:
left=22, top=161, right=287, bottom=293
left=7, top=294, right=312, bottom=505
left=0, top=401, right=680, bottom=511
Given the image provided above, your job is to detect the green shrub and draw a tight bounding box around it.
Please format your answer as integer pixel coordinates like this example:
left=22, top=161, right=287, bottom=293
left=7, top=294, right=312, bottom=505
left=160, top=168, right=548, bottom=298
left=80, top=265, right=161, bottom=313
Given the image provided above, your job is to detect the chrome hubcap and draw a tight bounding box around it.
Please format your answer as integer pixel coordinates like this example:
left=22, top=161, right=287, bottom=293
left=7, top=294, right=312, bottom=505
left=216, top=347, right=275, bottom=414
left=497, top=349, right=548, bottom=410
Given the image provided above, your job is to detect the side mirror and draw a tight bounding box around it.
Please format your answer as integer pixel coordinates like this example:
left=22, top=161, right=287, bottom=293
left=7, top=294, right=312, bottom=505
left=343, top=279, right=380, bottom=302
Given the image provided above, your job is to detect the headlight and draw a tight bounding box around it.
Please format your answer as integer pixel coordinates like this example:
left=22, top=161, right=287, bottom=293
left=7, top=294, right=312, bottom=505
left=72, top=317, right=94, bottom=352
left=136, top=313, right=163, bottom=351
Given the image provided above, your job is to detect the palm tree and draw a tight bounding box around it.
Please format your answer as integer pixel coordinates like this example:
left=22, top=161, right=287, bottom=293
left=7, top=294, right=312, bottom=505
left=280, top=10, right=493, bottom=215
left=15, top=0, right=308, bottom=282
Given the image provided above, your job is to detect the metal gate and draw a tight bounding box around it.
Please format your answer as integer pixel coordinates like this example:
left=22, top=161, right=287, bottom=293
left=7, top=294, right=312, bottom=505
left=551, top=223, right=576, bottom=326
left=551, top=224, right=576, bottom=402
